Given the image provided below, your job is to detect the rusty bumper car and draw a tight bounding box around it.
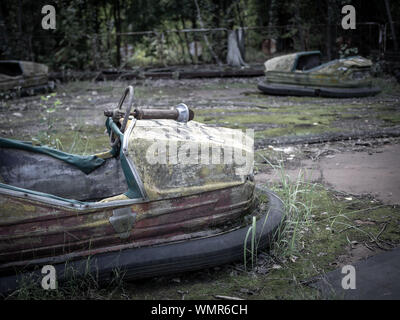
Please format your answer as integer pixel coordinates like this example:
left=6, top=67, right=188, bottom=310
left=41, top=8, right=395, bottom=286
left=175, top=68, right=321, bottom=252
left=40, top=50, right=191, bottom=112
left=258, top=51, right=381, bottom=98
left=0, top=86, right=283, bottom=293
left=0, top=60, right=55, bottom=99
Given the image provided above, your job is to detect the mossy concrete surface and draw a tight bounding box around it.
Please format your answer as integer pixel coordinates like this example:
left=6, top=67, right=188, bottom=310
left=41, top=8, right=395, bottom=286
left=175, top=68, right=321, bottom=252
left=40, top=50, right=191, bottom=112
left=1, top=76, right=399, bottom=154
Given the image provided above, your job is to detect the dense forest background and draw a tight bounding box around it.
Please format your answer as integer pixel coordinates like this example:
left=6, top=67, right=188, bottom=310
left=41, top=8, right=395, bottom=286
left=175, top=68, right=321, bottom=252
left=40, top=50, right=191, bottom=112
left=0, top=0, right=399, bottom=70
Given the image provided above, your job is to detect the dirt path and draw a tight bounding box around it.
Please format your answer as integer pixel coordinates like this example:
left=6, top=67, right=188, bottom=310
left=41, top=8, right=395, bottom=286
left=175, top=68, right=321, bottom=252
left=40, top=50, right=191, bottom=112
left=256, top=142, right=400, bottom=205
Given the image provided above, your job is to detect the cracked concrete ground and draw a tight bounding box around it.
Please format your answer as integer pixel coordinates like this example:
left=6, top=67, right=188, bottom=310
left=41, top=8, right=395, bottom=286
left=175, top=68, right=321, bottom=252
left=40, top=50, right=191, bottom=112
left=255, top=141, right=400, bottom=205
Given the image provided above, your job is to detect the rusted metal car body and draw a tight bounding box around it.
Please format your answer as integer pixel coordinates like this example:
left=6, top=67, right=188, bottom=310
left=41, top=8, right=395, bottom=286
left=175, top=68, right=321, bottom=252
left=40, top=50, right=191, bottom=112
left=0, top=178, right=253, bottom=270
left=0, top=60, right=54, bottom=98
left=258, top=51, right=381, bottom=97
left=0, top=86, right=283, bottom=292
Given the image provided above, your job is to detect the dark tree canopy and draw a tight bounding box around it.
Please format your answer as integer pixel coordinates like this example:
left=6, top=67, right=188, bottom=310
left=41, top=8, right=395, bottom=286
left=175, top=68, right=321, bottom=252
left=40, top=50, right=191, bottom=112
left=0, top=0, right=398, bottom=69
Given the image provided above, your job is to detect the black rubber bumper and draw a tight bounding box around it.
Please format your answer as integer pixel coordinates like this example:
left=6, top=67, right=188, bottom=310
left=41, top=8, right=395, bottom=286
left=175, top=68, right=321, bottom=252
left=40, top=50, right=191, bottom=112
left=1, top=82, right=55, bottom=99
left=258, top=82, right=381, bottom=98
left=0, top=188, right=284, bottom=295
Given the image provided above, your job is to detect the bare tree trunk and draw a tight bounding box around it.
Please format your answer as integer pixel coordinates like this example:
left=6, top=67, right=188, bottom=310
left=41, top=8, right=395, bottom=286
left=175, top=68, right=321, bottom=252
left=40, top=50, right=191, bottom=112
left=235, top=1, right=244, bottom=28
left=0, top=3, right=8, bottom=59
left=181, top=17, right=195, bottom=64
left=326, top=0, right=332, bottom=60
left=158, top=32, right=166, bottom=66
left=293, top=2, right=305, bottom=51
left=193, top=0, right=222, bottom=66
left=113, top=0, right=121, bottom=67
left=227, top=29, right=248, bottom=67
left=17, top=0, right=22, bottom=34
left=268, top=0, right=279, bottom=39
left=237, top=28, right=246, bottom=60
left=175, top=22, right=188, bottom=64
left=102, top=5, right=112, bottom=65
left=17, top=0, right=25, bottom=59
left=384, top=0, right=398, bottom=51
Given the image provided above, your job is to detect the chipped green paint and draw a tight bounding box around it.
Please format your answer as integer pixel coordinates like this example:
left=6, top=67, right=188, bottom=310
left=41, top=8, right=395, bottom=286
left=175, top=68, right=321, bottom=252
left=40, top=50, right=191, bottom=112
left=0, top=197, right=44, bottom=222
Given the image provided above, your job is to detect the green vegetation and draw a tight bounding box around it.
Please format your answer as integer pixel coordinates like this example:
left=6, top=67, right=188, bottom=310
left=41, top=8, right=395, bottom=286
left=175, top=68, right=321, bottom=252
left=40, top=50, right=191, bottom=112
left=378, top=113, right=400, bottom=125
left=244, top=216, right=258, bottom=271
left=255, top=126, right=341, bottom=139
left=4, top=263, right=126, bottom=300
left=3, top=1, right=399, bottom=69
left=193, top=97, right=400, bottom=140
left=371, top=77, right=400, bottom=96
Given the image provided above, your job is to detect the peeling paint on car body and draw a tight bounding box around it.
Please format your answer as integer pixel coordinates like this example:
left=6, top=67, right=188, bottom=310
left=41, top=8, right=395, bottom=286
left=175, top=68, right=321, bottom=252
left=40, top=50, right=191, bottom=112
left=0, top=180, right=255, bottom=273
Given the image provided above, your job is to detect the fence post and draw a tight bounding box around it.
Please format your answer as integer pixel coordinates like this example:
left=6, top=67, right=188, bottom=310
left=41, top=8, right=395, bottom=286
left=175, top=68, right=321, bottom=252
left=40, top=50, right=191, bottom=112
left=158, top=32, right=165, bottom=66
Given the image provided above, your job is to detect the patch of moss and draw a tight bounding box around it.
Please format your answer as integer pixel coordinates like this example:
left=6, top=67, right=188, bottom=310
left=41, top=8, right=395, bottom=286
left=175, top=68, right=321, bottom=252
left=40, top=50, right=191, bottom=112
left=194, top=107, right=265, bottom=115
left=197, top=112, right=335, bottom=126
left=378, top=113, right=400, bottom=125
left=371, top=77, right=400, bottom=96
left=200, top=82, right=256, bottom=90
left=255, top=125, right=341, bottom=139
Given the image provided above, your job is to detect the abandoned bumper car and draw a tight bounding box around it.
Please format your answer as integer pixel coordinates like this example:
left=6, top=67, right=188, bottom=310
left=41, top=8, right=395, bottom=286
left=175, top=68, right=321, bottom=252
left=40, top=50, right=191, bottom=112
left=0, top=60, right=54, bottom=99
left=0, top=86, right=283, bottom=293
left=258, top=51, right=381, bottom=98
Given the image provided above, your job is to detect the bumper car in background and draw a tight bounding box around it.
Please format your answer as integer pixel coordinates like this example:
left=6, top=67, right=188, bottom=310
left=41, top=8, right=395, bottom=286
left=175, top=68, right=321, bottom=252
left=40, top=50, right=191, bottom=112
left=258, top=51, right=381, bottom=98
left=0, top=60, right=55, bottom=99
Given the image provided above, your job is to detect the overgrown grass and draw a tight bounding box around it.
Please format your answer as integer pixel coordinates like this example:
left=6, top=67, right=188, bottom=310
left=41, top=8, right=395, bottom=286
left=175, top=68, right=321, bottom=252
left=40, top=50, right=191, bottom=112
left=371, top=77, right=400, bottom=96
left=4, top=261, right=127, bottom=300
left=253, top=155, right=317, bottom=263
left=243, top=216, right=258, bottom=270
left=270, top=170, right=315, bottom=260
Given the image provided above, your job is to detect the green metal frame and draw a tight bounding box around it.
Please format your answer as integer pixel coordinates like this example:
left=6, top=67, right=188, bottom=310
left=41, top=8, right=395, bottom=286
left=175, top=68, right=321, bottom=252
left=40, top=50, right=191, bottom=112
left=105, top=117, right=143, bottom=199
left=0, top=182, right=88, bottom=205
